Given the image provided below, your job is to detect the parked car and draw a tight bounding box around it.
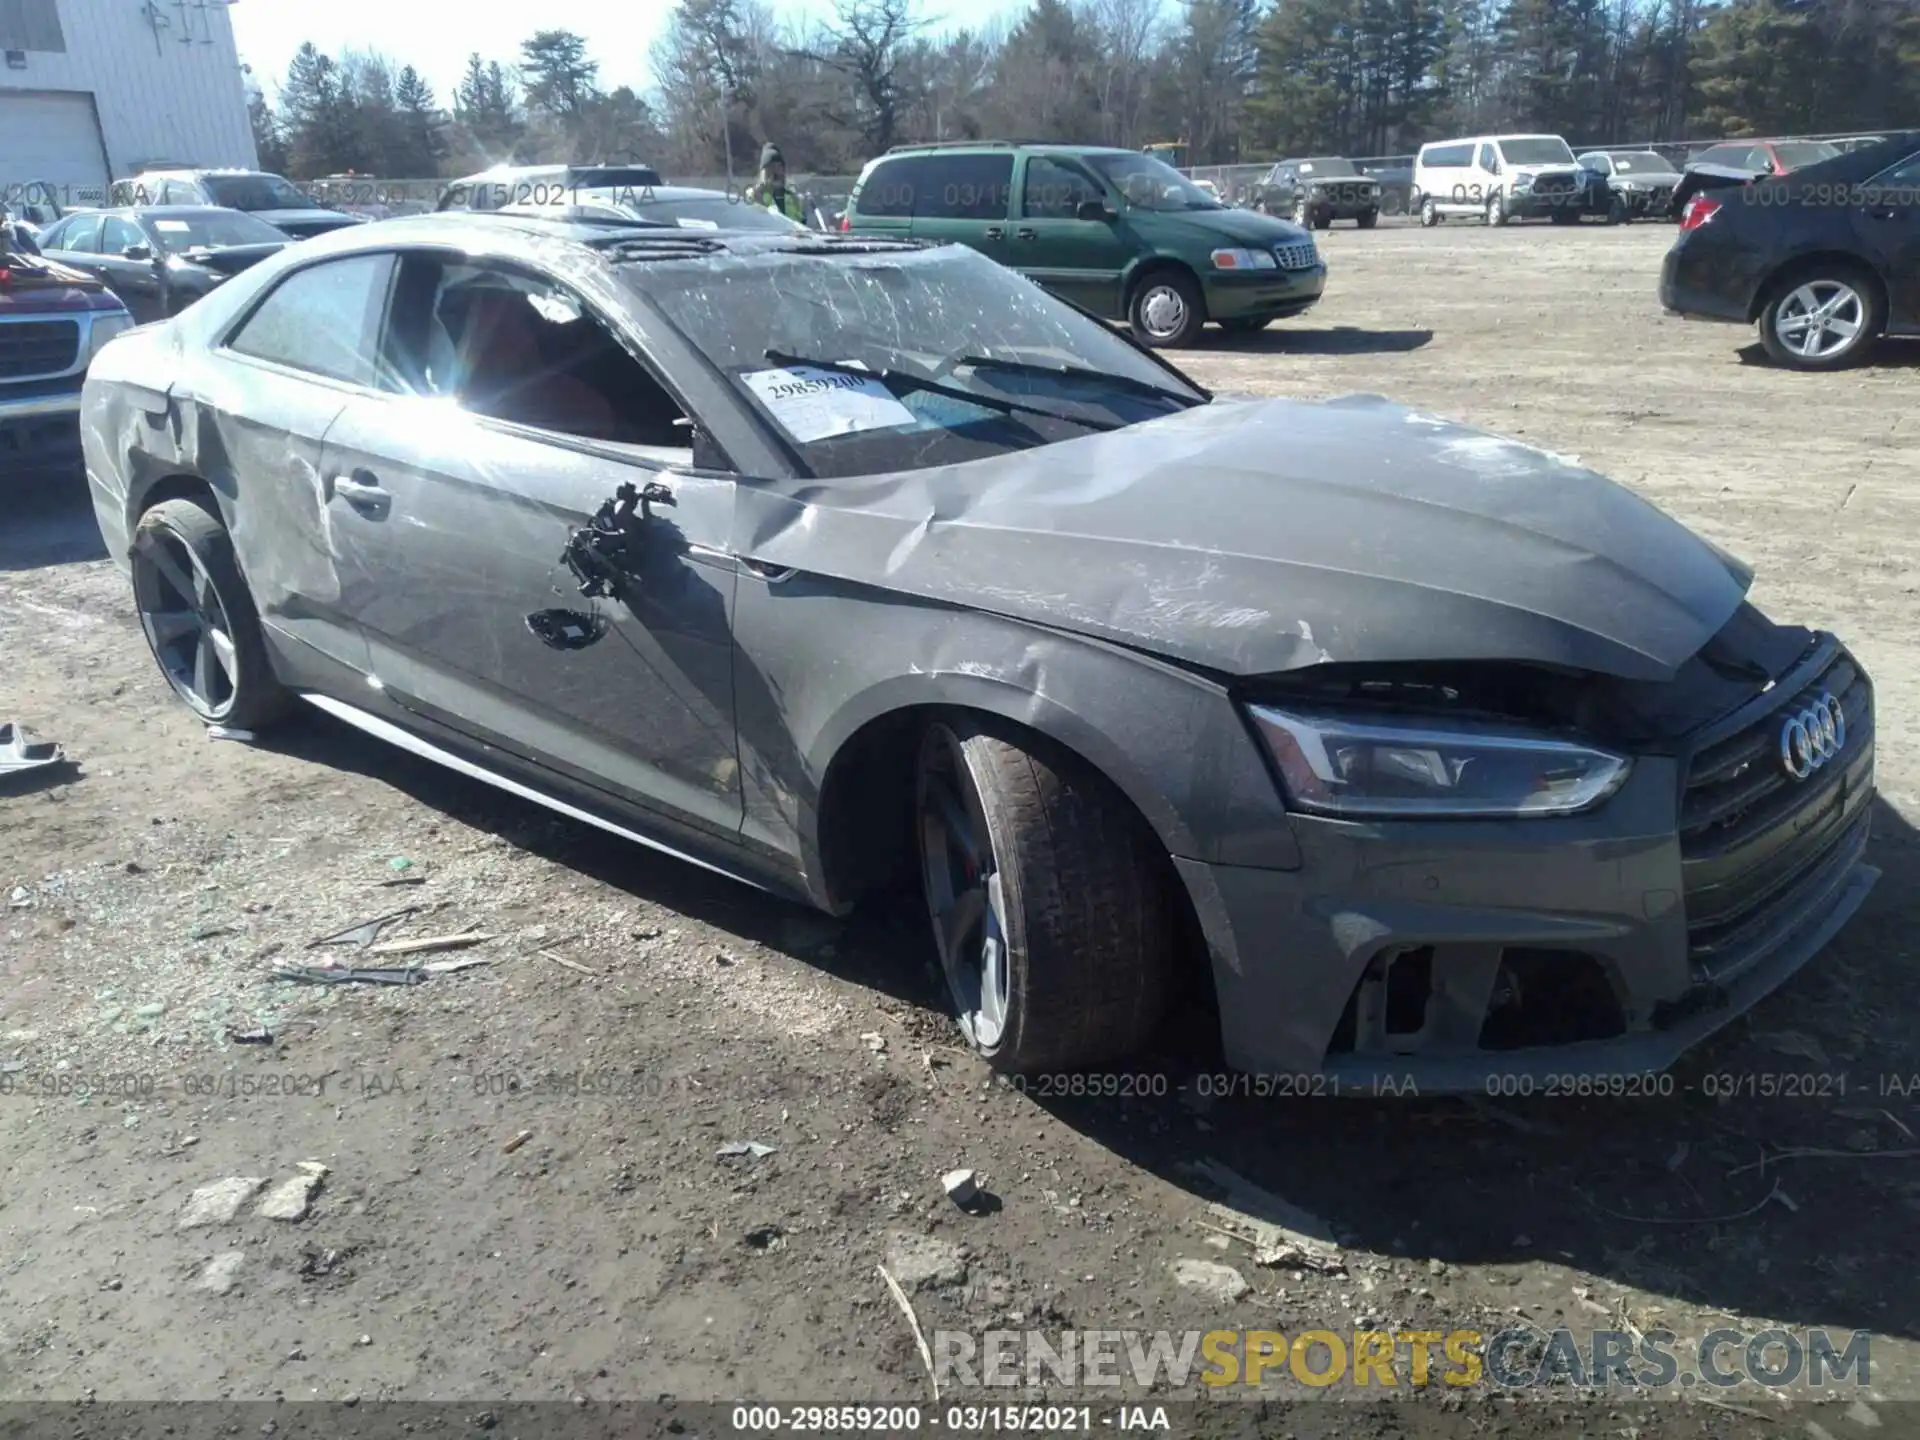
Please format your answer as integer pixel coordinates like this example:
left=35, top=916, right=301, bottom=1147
left=108, top=170, right=361, bottom=240
left=82, top=210, right=1878, bottom=1087
left=1671, top=138, right=1848, bottom=217
left=844, top=141, right=1324, bottom=346
left=37, top=207, right=289, bottom=323
left=437, top=163, right=666, bottom=213
left=1661, top=132, right=1920, bottom=370
left=500, top=185, right=806, bottom=234
left=1252, top=157, right=1381, bottom=229
left=1576, top=149, right=1686, bottom=223
left=1, top=248, right=133, bottom=479
left=1414, top=134, right=1586, bottom=225
left=1356, top=159, right=1414, bottom=215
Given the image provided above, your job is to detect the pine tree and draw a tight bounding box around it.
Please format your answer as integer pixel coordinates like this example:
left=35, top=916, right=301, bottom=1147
left=395, top=66, right=447, bottom=176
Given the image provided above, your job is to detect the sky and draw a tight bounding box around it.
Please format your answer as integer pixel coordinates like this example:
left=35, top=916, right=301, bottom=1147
left=234, top=0, right=693, bottom=104
left=232, top=0, right=835, bottom=105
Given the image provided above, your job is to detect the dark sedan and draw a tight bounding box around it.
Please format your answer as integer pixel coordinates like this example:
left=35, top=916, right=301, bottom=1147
left=1661, top=133, right=1920, bottom=369
left=80, top=212, right=1877, bottom=1089
left=1576, top=149, right=1685, bottom=222
left=37, top=207, right=288, bottom=323
left=1254, top=157, right=1381, bottom=228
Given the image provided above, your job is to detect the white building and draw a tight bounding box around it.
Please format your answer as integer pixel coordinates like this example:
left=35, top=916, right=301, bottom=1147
left=1, top=0, right=257, bottom=204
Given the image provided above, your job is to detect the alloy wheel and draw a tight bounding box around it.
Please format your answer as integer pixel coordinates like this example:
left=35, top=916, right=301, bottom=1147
left=133, top=526, right=241, bottom=719
left=916, top=724, right=1011, bottom=1050
left=1774, top=281, right=1865, bottom=361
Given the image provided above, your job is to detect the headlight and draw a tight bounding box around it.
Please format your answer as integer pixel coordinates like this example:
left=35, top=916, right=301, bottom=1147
left=1247, top=706, right=1631, bottom=818
left=86, top=310, right=135, bottom=363
left=1513, top=171, right=1537, bottom=188
left=1211, top=247, right=1277, bottom=270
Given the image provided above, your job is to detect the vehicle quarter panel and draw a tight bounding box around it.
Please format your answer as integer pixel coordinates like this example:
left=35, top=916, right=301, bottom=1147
left=726, top=561, right=1305, bottom=902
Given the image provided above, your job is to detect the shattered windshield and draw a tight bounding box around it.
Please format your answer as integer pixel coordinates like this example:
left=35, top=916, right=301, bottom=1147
left=202, top=174, right=318, bottom=211
left=1085, top=153, right=1225, bottom=211
left=635, top=243, right=1204, bottom=478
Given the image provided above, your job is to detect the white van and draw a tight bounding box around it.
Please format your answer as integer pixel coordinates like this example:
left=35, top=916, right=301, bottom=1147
left=1413, top=135, right=1586, bottom=226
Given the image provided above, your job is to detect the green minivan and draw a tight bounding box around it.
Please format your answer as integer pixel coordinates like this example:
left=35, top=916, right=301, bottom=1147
left=842, top=142, right=1327, bottom=347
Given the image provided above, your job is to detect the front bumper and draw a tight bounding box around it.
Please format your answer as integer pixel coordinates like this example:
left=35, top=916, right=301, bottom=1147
left=0, top=380, right=84, bottom=477
left=1306, top=188, right=1380, bottom=216
left=1175, top=637, right=1877, bottom=1093
left=1507, top=186, right=1586, bottom=218
left=1205, top=265, right=1327, bottom=322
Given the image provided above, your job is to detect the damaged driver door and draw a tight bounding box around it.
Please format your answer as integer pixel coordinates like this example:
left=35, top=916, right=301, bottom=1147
left=316, top=255, right=744, bottom=845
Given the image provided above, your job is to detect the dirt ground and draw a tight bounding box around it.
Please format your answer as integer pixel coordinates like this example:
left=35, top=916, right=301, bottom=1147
left=3, top=220, right=1918, bottom=1435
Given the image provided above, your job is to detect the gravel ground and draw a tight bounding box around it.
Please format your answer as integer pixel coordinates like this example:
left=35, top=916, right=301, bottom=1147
left=2, top=219, right=1917, bottom=1435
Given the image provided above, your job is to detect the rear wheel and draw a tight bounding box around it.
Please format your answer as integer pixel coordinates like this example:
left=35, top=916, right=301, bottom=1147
left=1758, top=268, right=1883, bottom=370
left=131, top=496, right=292, bottom=729
left=914, top=717, right=1173, bottom=1073
left=1128, top=269, right=1206, bottom=348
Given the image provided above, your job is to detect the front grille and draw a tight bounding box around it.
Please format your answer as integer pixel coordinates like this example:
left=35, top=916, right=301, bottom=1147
left=0, top=319, right=81, bottom=380
left=1533, top=176, right=1577, bottom=197
left=1679, top=639, right=1874, bottom=981
left=1274, top=241, right=1319, bottom=270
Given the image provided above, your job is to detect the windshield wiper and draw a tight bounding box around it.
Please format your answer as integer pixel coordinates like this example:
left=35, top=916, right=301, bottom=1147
left=950, top=353, right=1198, bottom=406
left=762, top=350, right=1122, bottom=432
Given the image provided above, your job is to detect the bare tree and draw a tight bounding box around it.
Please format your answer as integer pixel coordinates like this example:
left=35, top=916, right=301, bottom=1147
left=792, top=0, right=925, bottom=155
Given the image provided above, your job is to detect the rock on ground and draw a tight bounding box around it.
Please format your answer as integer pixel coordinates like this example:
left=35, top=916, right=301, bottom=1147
left=178, top=1178, right=267, bottom=1229
left=884, top=1229, right=968, bottom=1291
left=256, top=1172, right=323, bottom=1221
left=1171, top=1258, right=1250, bottom=1303
left=195, top=1251, right=246, bottom=1295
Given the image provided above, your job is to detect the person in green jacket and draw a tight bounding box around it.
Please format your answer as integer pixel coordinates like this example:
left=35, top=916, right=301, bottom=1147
left=747, top=143, right=808, bottom=225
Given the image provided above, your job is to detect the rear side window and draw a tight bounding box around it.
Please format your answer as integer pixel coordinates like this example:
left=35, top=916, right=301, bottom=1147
left=1477, top=144, right=1499, bottom=171
left=48, top=214, right=101, bottom=251
left=854, top=154, right=1011, bottom=220
left=100, top=216, right=142, bottom=253
left=1422, top=144, right=1473, bottom=169
left=226, top=254, right=398, bottom=388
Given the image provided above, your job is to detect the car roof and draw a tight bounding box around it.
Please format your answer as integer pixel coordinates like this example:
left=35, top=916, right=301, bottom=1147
left=292, top=211, right=917, bottom=256
left=94, top=205, right=260, bottom=218
left=878, top=142, right=1138, bottom=158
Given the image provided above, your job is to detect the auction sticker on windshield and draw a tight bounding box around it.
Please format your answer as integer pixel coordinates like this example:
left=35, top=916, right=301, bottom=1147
left=741, top=365, right=917, bottom=442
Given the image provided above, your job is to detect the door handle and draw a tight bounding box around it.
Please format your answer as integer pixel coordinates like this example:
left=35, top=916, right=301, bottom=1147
left=327, top=471, right=390, bottom=515
left=1016, top=227, right=1037, bottom=240
left=983, top=226, right=1004, bottom=239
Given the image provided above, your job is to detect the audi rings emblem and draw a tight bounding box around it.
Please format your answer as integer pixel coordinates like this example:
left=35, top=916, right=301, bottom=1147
left=1779, top=692, right=1847, bottom=781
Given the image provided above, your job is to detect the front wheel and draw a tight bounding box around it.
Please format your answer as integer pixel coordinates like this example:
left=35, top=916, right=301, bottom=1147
left=1420, top=197, right=1441, bottom=227
left=1127, top=269, right=1206, bottom=348
left=1356, top=208, right=1379, bottom=229
left=1606, top=194, right=1628, bottom=225
left=1486, top=191, right=1509, bottom=226
left=915, top=718, right=1174, bottom=1073
left=1758, top=270, right=1883, bottom=370
left=131, top=496, right=293, bottom=729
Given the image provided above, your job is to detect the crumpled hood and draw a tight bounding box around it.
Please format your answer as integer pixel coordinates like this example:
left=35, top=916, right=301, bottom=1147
left=734, top=394, right=1750, bottom=682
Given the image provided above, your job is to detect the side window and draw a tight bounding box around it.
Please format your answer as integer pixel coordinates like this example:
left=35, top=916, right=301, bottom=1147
left=1870, top=150, right=1920, bottom=190
left=1423, top=144, right=1471, bottom=169
left=1478, top=144, right=1499, bottom=172
left=913, top=154, right=1013, bottom=220
left=386, top=258, right=694, bottom=451
left=100, top=216, right=143, bottom=254
left=1747, top=147, right=1772, bottom=171
left=854, top=157, right=932, bottom=218
left=50, top=214, right=101, bottom=251
left=226, top=254, right=398, bottom=387
left=1022, top=156, right=1100, bottom=219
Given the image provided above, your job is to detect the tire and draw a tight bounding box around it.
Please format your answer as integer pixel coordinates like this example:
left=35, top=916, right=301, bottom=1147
left=1757, top=266, right=1884, bottom=371
left=1420, top=196, right=1440, bottom=227
left=131, top=495, right=293, bottom=729
left=1292, top=196, right=1309, bottom=227
left=1550, top=206, right=1580, bottom=224
left=1356, top=208, right=1379, bottom=229
left=1127, top=268, right=1206, bottom=348
left=1219, top=316, right=1272, bottom=334
left=1606, top=194, right=1628, bottom=225
left=1486, top=191, right=1508, bottom=226
left=915, top=716, right=1174, bottom=1073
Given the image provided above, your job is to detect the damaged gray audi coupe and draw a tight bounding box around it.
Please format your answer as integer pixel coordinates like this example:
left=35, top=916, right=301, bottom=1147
left=80, top=213, right=1878, bottom=1089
